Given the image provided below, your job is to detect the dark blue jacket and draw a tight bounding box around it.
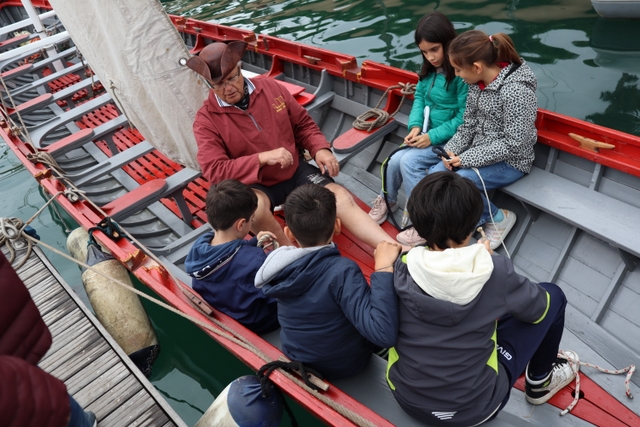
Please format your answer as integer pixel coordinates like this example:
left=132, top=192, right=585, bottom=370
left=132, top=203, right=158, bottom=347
left=185, top=232, right=279, bottom=334
left=255, top=244, right=398, bottom=379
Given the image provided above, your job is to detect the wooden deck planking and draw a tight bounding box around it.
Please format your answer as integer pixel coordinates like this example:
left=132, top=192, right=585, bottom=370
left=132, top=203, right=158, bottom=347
left=3, top=246, right=186, bottom=427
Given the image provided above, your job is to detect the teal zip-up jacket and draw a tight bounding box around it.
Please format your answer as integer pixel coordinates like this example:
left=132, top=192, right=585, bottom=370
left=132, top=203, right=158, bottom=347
left=407, top=72, right=468, bottom=145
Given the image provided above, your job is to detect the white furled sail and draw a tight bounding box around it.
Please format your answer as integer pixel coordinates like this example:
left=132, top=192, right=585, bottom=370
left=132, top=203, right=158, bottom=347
left=48, top=0, right=207, bottom=170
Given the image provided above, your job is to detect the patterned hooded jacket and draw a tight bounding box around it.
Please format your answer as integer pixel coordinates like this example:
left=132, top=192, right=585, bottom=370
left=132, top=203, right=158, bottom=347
left=444, top=60, right=537, bottom=173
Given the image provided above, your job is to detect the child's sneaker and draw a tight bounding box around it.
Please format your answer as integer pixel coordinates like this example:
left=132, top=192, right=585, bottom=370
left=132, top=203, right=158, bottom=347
left=369, top=195, right=397, bottom=224
left=525, top=350, right=579, bottom=405
left=482, top=209, right=516, bottom=250
left=396, top=227, right=426, bottom=246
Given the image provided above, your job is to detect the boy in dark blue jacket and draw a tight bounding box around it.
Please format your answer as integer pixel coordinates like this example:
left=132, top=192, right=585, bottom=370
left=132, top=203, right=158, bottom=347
left=185, top=179, right=279, bottom=334
left=255, top=184, right=401, bottom=379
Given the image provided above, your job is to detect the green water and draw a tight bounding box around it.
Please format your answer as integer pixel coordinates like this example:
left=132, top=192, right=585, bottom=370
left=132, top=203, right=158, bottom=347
left=1, top=1, right=639, bottom=426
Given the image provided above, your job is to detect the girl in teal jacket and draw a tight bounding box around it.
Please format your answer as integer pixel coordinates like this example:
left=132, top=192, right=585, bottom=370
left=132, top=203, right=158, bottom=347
left=368, top=12, right=467, bottom=246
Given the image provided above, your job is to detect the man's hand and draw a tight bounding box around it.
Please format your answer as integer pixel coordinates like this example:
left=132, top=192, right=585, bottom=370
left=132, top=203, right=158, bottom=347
left=258, top=148, right=294, bottom=169
left=315, top=148, right=340, bottom=177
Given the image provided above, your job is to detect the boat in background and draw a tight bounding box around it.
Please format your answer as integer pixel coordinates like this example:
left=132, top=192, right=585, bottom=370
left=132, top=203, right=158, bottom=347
left=591, top=0, right=640, bottom=18
left=590, top=17, right=640, bottom=74
left=1, top=0, right=639, bottom=425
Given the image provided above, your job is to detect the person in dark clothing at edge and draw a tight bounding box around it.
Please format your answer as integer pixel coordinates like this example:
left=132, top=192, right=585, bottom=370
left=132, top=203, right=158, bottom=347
left=386, top=171, right=578, bottom=426
left=0, top=252, right=97, bottom=427
left=254, top=184, right=401, bottom=379
left=185, top=179, right=279, bottom=334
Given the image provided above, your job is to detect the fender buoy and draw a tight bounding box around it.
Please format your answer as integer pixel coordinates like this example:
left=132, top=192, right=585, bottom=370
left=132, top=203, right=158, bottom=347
left=66, top=227, right=159, bottom=376
left=195, top=375, right=282, bottom=427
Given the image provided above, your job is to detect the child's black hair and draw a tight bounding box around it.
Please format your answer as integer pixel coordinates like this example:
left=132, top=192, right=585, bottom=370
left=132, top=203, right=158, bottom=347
left=414, top=12, right=458, bottom=86
left=284, top=184, right=336, bottom=247
left=407, top=171, right=483, bottom=249
left=205, top=179, right=258, bottom=231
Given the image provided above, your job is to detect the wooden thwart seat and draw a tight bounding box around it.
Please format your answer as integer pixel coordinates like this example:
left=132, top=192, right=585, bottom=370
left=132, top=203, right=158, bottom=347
left=101, top=179, right=168, bottom=221
left=5, top=76, right=100, bottom=121
left=5, top=92, right=53, bottom=117
left=0, top=62, right=33, bottom=82
left=5, top=61, right=85, bottom=101
left=70, top=141, right=154, bottom=186
left=45, top=114, right=127, bottom=157
left=501, top=167, right=640, bottom=260
left=28, top=93, right=113, bottom=148
left=332, top=119, right=398, bottom=154
left=102, top=167, right=202, bottom=222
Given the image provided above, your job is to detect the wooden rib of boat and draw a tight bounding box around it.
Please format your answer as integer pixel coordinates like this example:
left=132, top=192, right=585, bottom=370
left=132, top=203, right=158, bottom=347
left=1, top=1, right=639, bottom=426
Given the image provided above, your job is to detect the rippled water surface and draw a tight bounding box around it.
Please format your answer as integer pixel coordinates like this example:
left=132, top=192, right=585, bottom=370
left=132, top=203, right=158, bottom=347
left=1, top=1, right=639, bottom=426
left=162, top=0, right=640, bottom=136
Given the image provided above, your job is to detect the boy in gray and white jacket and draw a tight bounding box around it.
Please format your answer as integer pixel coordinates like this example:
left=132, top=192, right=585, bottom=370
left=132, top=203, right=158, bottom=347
left=387, top=172, right=578, bottom=426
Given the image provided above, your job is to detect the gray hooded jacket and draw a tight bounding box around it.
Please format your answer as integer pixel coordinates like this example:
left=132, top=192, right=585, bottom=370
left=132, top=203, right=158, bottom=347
left=387, top=245, right=548, bottom=426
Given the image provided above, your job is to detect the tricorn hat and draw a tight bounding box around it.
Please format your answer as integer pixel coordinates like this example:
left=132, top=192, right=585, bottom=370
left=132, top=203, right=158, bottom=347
left=186, top=41, right=248, bottom=85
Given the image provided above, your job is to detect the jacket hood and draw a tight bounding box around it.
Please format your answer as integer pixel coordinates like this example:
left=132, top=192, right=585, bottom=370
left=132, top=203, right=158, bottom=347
left=395, top=244, right=494, bottom=326
left=406, top=244, right=494, bottom=305
left=254, top=244, right=335, bottom=294
left=184, top=232, right=256, bottom=278
left=487, top=59, right=536, bottom=92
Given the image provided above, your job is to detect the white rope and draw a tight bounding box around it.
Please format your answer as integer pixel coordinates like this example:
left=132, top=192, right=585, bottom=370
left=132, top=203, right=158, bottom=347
left=257, top=233, right=279, bottom=250
left=556, top=350, right=635, bottom=416
left=472, top=167, right=511, bottom=258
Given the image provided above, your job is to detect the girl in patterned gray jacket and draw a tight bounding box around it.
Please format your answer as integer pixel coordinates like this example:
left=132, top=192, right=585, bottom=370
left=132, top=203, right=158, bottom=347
left=430, top=30, right=537, bottom=250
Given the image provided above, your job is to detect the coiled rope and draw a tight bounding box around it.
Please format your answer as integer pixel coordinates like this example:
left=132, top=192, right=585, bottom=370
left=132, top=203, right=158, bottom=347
left=352, top=82, right=416, bottom=132
left=0, top=190, right=77, bottom=268
left=556, top=350, right=635, bottom=416
left=257, top=233, right=279, bottom=250
left=0, top=217, right=31, bottom=269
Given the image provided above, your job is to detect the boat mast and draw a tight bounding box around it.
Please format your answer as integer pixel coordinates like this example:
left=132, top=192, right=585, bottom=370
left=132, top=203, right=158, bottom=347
left=20, top=0, right=64, bottom=71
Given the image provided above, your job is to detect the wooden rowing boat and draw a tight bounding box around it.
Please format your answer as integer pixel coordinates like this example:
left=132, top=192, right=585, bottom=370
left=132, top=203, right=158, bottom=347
left=1, top=1, right=639, bottom=425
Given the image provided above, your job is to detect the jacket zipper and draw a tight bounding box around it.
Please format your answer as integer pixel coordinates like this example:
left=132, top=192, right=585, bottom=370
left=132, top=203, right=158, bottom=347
left=235, top=106, right=262, bottom=131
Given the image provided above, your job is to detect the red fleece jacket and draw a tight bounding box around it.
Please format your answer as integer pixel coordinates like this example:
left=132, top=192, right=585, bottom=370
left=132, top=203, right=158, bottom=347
left=193, top=77, right=330, bottom=186
left=0, top=253, right=69, bottom=427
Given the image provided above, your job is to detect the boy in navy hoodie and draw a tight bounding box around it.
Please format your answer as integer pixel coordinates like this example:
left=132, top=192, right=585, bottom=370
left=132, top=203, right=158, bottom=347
left=387, top=171, right=578, bottom=426
left=185, top=179, right=279, bottom=334
left=255, top=184, right=401, bottom=379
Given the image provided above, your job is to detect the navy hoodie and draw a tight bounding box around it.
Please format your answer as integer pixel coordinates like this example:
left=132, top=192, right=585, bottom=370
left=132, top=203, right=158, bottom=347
left=255, top=244, right=399, bottom=379
left=185, top=231, right=279, bottom=334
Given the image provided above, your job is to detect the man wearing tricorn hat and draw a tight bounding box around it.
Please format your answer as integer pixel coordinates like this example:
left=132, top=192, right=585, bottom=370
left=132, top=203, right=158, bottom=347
left=188, top=41, right=401, bottom=248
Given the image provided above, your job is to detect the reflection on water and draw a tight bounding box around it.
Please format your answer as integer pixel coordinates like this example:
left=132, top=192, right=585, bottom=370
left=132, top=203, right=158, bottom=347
left=161, top=0, right=639, bottom=136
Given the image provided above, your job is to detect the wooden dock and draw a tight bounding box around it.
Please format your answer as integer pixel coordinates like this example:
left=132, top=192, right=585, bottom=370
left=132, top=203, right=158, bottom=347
left=4, top=245, right=187, bottom=427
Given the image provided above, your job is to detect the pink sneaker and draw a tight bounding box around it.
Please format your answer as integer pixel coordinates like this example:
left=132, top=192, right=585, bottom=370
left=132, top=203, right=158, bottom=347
left=482, top=209, right=516, bottom=250
left=396, top=227, right=426, bottom=246
left=369, top=195, right=397, bottom=224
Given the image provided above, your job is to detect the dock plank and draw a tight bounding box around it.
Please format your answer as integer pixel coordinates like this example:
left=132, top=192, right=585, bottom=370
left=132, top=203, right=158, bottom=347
left=3, top=246, right=186, bottom=427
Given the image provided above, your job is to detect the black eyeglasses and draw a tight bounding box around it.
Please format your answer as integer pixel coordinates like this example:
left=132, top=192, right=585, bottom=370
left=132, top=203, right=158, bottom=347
left=211, top=68, right=242, bottom=90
